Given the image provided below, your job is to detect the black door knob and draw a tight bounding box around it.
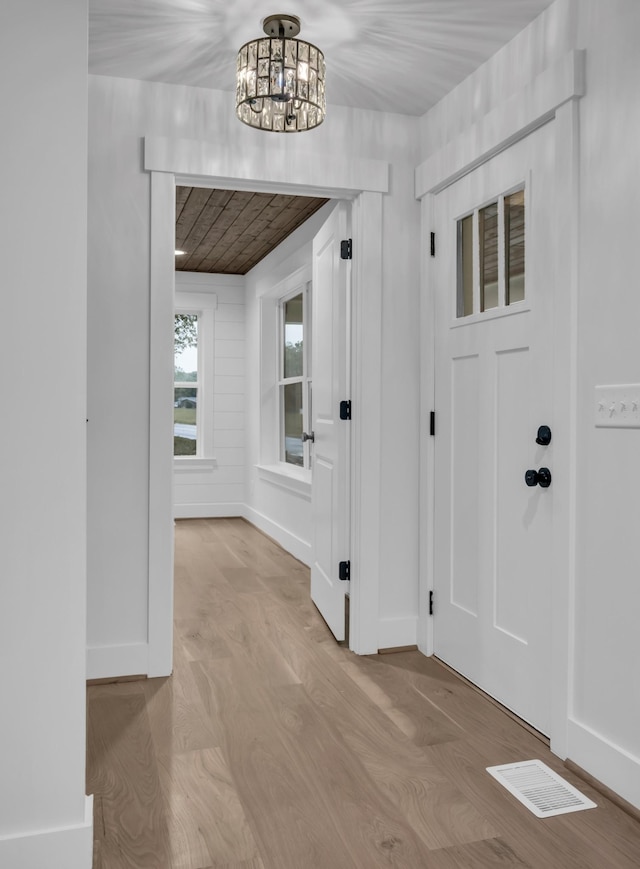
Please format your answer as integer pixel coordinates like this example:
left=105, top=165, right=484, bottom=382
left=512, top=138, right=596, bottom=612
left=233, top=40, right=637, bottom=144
left=537, top=467, right=552, bottom=487
left=536, top=425, right=552, bottom=446
left=525, top=469, right=538, bottom=487
left=525, top=467, right=552, bottom=488
left=302, top=431, right=314, bottom=443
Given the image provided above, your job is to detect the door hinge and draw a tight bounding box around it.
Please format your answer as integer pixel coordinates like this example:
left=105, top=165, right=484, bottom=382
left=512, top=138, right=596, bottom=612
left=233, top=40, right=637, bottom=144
left=340, top=238, right=353, bottom=260
left=339, top=561, right=351, bottom=581
left=430, top=232, right=436, bottom=257
left=430, top=411, right=436, bottom=436
left=340, top=399, right=352, bottom=420
left=429, top=590, right=434, bottom=616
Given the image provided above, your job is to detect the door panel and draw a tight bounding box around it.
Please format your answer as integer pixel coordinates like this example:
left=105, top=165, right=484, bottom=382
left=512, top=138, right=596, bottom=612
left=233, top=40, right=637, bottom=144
left=433, top=123, right=554, bottom=734
left=495, top=346, right=532, bottom=644
left=310, top=202, right=350, bottom=641
left=450, top=353, right=480, bottom=617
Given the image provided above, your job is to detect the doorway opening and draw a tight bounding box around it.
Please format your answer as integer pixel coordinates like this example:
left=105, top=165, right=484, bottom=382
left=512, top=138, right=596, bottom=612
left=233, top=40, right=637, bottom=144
left=171, top=186, right=351, bottom=645
left=145, top=137, right=388, bottom=673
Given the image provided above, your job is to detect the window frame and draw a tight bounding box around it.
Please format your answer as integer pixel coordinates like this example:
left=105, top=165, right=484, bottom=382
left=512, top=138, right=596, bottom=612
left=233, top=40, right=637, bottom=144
left=455, top=183, right=526, bottom=321
left=173, top=291, right=216, bottom=464
left=173, top=312, right=200, bottom=457
left=277, top=281, right=312, bottom=471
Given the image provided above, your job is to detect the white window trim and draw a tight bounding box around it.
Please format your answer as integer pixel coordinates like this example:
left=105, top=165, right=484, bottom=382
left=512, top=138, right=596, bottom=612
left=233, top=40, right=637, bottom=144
left=255, top=462, right=312, bottom=499
left=455, top=182, right=526, bottom=323
left=258, top=263, right=313, bottom=484
left=278, top=281, right=312, bottom=470
left=174, top=290, right=217, bottom=465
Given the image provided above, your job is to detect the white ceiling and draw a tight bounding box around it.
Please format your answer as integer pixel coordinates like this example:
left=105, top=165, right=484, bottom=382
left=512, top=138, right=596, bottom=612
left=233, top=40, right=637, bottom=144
left=88, top=0, right=555, bottom=116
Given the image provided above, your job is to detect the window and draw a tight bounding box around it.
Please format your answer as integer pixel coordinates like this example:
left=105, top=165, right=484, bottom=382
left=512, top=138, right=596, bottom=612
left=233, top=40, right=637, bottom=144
left=505, top=190, right=525, bottom=304
left=174, top=313, right=199, bottom=456
left=457, top=187, right=525, bottom=317
left=279, top=285, right=311, bottom=468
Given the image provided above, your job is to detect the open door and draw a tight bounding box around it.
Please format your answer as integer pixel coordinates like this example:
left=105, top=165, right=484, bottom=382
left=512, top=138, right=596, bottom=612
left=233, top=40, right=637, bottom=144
left=310, top=202, right=351, bottom=641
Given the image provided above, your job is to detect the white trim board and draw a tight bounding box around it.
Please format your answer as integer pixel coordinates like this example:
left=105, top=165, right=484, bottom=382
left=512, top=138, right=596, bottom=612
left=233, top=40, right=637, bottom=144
left=148, top=171, right=176, bottom=679
left=256, top=464, right=312, bottom=500
left=377, top=616, right=418, bottom=651
left=568, top=718, right=640, bottom=812
left=415, top=50, right=585, bottom=197
left=243, top=506, right=312, bottom=567
left=145, top=136, right=389, bottom=196
left=86, top=642, right=149, bottom=681
left=174, top=503, right=244, bottom=519
left=148, top=144, right=387, bottom=672
left=0, top=796, right=93, bottom=869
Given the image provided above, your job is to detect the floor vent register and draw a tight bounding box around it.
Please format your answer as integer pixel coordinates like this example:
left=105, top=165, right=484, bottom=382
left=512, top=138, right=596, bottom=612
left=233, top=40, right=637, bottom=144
left=486, top=759, right=597, bottom=818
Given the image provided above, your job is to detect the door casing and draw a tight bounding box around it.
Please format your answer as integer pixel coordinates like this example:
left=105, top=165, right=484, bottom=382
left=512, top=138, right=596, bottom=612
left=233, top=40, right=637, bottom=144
left=146, top=140, right=389, bottom=676
left=416, top=49, right=585, bottom=760
left=431, top=122, right=556, bottom=735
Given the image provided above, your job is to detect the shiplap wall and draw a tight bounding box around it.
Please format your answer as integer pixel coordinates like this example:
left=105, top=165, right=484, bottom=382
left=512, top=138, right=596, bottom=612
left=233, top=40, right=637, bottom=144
left=174, top=272, right=246, bottom=517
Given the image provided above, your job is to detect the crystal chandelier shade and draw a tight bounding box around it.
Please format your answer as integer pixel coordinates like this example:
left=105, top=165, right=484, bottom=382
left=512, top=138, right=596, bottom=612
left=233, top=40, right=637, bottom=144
left=236, top=15, right=326, bottom=132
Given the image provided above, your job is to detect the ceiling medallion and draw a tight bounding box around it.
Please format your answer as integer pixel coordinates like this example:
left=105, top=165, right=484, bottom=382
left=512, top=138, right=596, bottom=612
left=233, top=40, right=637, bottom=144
left=236, top=14, right=326, bottom=132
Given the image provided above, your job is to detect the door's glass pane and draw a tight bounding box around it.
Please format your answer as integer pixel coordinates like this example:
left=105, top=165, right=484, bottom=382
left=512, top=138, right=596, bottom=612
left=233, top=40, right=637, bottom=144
left=283, top=293, right=303, bottom=378
left=505, top=190, right=525, bottom=304
left=283, top=381, right=303, bottom=466
left=480, top=202, right=499, bottom=311
left=175, top=314, right=198, bottom=381
left=457, top=214, right=474, bottom=317
left=174, top=387, right=197, bottom=456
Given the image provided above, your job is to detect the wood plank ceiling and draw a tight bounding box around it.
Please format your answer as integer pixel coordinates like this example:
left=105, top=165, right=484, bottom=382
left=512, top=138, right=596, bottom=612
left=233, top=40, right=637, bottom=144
left=175, top=187, right=329, bottom=274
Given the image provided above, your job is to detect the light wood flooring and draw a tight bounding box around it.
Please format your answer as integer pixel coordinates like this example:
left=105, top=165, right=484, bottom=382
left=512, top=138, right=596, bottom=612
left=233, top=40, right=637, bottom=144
left=87, top=518, right=640, bottom=868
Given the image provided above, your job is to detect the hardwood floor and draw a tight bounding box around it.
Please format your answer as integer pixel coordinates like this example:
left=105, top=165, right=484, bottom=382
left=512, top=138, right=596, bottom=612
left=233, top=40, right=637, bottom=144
left=87, top=518, right=640, bottom=868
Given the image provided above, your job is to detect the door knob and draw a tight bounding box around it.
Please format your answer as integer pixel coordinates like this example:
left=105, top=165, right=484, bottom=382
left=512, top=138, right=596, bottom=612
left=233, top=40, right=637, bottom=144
left=302, top=431, right=314, bottom=443
left=525, top=467, right=552, bottom=488
left=536, top=425, right=552, bottom=446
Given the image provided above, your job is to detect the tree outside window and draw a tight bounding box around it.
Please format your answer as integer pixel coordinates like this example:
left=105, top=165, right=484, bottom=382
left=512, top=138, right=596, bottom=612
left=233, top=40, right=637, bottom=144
left=174, top=313, right=198, bottom=456
left=280, top=288, right=311, bottom=469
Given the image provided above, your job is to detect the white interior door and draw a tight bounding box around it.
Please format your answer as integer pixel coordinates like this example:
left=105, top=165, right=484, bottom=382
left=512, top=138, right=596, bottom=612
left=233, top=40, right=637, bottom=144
left=433, top=122, right=555, bottom=734
left=310, top=202, right=351, bottom=640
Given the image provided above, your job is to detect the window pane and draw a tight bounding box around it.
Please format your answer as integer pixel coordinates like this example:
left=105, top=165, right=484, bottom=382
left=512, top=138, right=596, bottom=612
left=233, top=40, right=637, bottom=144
left=457, top=214, right=474, bottom=317
left=283, top=293, right=303, bottom=378
left=505, top=190, right=525, bottom=304
left=175, top=314, right=198, bottom=382
left=283, top=381, right=303, bottom=466
left=480, top=202, right=499, bottom=311
left=174, top=387, right=197, bottom=456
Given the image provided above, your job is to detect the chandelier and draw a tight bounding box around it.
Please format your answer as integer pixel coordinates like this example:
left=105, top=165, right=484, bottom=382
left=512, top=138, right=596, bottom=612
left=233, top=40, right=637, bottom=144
left=236, top=14, right=326, bottom=133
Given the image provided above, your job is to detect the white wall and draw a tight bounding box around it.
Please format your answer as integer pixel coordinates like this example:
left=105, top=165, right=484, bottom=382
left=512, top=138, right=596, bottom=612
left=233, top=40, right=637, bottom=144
left=418, top=0, right=640, bottom=810
left=570, top=0, right=640, bottom=809
left=174, top=272, right=246, bottom=518
left=418, top=0, right=578, bottom=154
left=87, top=73, right=422, bottom=671
left=244, top=209, right=330, bottom=565
left=0, top=1, right=93, bottom=866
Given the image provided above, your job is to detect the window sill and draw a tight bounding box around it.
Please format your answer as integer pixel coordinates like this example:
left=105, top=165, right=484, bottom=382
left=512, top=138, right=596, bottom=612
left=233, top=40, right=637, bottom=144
left=256, top=463, right=312, bottom=499
left=174, top=457, right=217, bottom=474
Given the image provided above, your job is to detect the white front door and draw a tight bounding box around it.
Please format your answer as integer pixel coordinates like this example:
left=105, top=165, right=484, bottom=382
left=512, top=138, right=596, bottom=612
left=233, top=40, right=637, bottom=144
left=310, top=202, right=351, bottom=641
left=433, top=122, right=555, bottom=734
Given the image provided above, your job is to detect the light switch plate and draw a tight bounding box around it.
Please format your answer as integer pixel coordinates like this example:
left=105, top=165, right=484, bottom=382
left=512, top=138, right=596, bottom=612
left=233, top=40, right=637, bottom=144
left=594, top=384, right=640, bottom=428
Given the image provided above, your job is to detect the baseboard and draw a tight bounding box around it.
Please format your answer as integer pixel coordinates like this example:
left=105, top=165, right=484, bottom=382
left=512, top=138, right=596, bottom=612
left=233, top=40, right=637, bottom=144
left=0, top=795, right=93, bottom=869
left=86, top=642, right=149, bottom=680
left=567, top=717, right=640, bottom=811
left=242, top=506, right=312, bottom=566
left=174, top=502, right=244, bottom=519
left=377, top=615, right=418, bottom=651
left=378, top=645, right=419, bottom=654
